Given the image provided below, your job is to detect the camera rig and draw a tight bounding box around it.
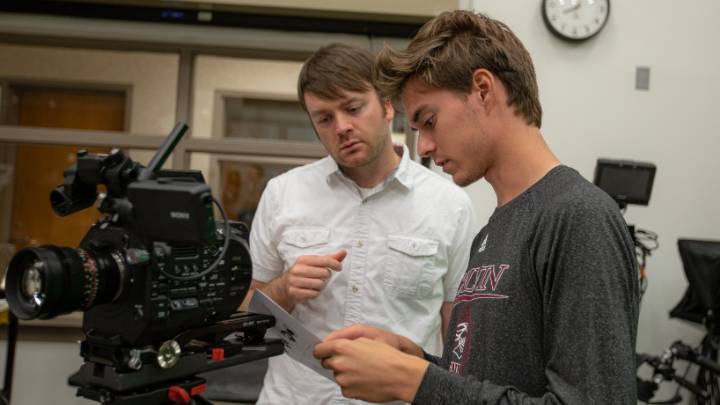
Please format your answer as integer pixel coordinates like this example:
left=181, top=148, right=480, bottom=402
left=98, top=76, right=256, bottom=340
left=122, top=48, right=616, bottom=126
left=3, top=123, right=283, bottom=404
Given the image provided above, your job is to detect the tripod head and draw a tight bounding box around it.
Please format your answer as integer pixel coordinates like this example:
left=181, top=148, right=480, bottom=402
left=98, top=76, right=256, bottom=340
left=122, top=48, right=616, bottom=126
left=69, top=312, right=283, bottom=405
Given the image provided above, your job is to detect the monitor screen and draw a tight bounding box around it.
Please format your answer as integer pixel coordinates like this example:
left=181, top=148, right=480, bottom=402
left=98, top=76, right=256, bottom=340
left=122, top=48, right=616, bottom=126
left=593, top=159, right=656, bottom=206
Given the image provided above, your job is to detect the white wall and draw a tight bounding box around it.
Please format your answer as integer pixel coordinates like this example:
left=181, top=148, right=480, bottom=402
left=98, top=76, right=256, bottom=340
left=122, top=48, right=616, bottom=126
left=458, top=0, right=720, bottom=396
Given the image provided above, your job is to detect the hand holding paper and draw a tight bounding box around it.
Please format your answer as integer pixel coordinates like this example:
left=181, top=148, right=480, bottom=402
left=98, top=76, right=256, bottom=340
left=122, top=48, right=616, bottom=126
left=249, top=289, right=334, bottom=380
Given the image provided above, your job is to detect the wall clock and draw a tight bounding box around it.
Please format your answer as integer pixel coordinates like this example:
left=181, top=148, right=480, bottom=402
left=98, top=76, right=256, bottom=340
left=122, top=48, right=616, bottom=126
left=542, top=0, right=610, bottom=42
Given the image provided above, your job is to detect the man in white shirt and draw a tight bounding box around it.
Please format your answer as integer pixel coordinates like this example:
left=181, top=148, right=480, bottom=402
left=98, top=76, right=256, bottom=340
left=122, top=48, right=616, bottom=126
left=242, top=43, right=476, bottom=405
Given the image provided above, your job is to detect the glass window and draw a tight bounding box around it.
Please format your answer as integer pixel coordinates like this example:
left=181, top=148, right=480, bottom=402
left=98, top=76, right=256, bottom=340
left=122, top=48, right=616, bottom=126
left=191, top=55, right=320, bottom=217
left=0, top=44, right=180, bottom=258
left=190, top=152, right=308, bottom=228
left=0, top=85, right=125, bottom=251
left=219, top=160, right=298, bottom=228
left=224, top=97, right=317, bottom=143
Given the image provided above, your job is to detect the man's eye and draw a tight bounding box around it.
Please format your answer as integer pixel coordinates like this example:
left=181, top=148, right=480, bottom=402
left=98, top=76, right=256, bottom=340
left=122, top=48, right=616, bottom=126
left=424, top=115, right=435, bottom=128
left=348, top=105, right=361, bottom=114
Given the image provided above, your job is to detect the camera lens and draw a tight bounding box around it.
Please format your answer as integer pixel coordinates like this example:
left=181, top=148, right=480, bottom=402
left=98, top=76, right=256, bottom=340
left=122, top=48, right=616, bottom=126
left=21, top=261, right=44, bottom=304
left=5, top=246, right=124, bottom=320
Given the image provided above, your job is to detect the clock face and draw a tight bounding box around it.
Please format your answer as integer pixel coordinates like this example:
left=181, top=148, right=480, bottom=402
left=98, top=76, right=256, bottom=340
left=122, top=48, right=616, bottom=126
left=542, top=0, right=610, bottom=41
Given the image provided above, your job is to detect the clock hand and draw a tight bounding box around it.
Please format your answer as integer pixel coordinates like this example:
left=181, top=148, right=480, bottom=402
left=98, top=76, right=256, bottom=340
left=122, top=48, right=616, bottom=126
left=563, top=2, right=582, bottom=14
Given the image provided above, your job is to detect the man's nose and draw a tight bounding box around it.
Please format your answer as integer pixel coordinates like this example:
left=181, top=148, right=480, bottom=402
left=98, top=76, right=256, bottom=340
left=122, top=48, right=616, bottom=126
left=416, top=131, right=436, bottom=157
left=335, top=113, right=352, bottom=135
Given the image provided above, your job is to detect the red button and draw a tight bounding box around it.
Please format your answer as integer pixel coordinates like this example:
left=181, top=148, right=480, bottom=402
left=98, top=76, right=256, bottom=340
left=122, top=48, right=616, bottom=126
left=211, top=347, right=225, bottom=361
left=167, top=386, right=190, bottom=404
left=190, top=383, right=207, bottom=396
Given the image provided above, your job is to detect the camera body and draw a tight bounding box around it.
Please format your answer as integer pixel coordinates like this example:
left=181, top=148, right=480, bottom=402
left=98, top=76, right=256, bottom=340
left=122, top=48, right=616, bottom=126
left=5, top=154, right=252, bottom=346
left=78, top=218, right=251, bottom=347
left=3, top=125, right=282, bottom=402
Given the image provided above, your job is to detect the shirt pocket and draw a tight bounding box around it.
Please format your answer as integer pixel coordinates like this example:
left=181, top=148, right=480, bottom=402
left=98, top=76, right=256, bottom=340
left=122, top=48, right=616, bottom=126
left=383, top=234, right=440, bottom=298
left=278, top=227, right=331, bottom=269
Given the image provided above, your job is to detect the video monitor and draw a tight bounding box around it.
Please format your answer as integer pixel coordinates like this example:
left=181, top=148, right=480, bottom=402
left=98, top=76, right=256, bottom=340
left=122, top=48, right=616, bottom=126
left=670, top=239, right=720, bottom=325
left=593, top=159, right=656, bottom=206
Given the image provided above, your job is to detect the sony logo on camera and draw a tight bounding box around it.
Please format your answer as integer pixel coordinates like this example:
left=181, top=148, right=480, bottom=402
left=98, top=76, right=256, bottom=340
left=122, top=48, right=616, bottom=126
left=170, top=211, right=191, bottom=220
left=128, top=180, right=216, bottom=245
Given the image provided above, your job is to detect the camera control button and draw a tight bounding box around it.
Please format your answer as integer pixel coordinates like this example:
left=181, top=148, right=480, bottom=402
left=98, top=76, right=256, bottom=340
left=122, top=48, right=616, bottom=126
left=182, top=298, right=198, bottom=309
left=170, top=298, right=199, bottom=310
left=151, top=296, right=167, bottom=306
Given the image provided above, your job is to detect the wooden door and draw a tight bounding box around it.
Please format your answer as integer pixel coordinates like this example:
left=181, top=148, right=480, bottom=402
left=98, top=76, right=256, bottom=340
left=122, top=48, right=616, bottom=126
left=10, top=87, right=125, bottom=250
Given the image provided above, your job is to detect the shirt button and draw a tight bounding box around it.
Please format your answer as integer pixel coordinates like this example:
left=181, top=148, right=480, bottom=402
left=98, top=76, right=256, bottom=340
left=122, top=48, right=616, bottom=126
left=352, top=286, right=359, bottom=293
left=357, top=240, right=363, bottom=248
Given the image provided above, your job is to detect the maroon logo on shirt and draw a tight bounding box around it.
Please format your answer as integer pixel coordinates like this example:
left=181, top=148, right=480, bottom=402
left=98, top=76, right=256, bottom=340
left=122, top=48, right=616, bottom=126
left=449, top=305, right=472, bottom=375
left=454, top=264, right=510, bottom=302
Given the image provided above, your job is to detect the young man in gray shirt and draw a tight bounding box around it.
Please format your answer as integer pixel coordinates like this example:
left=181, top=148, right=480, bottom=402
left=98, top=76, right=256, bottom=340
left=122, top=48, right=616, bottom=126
left=314, top=10, right=639, bottom=404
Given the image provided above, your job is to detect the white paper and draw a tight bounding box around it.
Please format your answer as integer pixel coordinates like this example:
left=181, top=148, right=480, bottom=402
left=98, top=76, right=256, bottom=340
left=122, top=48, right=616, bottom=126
left=249, top=290, right=334, bottom=380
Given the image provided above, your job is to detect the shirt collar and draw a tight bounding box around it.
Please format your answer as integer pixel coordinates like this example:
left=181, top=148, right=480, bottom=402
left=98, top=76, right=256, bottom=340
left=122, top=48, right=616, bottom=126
left=320, top=143, right=415, bottom=189
left=392, top=144, right=414, bottom=189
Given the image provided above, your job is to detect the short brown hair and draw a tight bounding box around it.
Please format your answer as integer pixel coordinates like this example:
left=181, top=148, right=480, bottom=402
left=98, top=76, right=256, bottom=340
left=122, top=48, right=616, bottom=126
left=298, top=43, right=377, bottom=111
left=375, top=10, right=542, bottom=127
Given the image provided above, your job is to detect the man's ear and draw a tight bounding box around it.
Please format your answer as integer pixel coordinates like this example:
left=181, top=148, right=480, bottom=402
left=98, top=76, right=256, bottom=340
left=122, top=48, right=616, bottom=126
left=470, top=68, right=493, bottom=105
left=383, top=97, right=395, bottom=122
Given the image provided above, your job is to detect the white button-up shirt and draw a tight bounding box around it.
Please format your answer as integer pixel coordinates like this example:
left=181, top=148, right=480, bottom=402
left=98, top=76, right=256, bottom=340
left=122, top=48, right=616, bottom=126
left=251, top=146, right=476, bottom=405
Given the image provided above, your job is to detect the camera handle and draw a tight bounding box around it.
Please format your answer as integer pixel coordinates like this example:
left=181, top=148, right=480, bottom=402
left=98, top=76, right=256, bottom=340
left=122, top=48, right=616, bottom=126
left=139, top=122, right=188, bottom=181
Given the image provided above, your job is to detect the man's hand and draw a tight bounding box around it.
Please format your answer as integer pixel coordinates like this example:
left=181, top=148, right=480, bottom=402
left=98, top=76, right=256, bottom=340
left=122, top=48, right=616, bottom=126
left=324, top=324, right=423, bottom=357
left=282, top=250, right=346, bottom=308
left=242, top=250, right=346, bottom=312
left=314, top=337, right=429, bottom=403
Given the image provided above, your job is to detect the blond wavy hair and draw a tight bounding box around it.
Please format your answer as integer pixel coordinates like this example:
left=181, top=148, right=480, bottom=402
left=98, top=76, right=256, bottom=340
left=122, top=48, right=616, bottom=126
left=375, top=10, right=542, bottom=127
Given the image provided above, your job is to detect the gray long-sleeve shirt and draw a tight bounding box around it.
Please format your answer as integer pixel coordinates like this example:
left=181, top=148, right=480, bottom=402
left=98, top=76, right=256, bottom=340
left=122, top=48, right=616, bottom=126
left=414, top=166, right=639, bottom=405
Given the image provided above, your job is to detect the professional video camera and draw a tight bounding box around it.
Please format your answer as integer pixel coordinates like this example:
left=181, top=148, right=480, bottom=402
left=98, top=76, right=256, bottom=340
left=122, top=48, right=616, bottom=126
left=2, top=123, right=282, bottom=404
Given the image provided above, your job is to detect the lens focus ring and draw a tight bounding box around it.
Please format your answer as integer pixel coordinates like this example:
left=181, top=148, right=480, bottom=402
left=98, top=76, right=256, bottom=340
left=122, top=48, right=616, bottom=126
left=77, top=249, right=100, bottom=310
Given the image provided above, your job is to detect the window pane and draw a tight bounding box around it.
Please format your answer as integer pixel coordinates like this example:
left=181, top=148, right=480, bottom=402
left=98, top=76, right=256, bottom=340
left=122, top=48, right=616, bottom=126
left=219, top=160, right=298, bottom=228
left=225, top=97, right=317, bottom=143
left=0, top=86, right=125, bottom=252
